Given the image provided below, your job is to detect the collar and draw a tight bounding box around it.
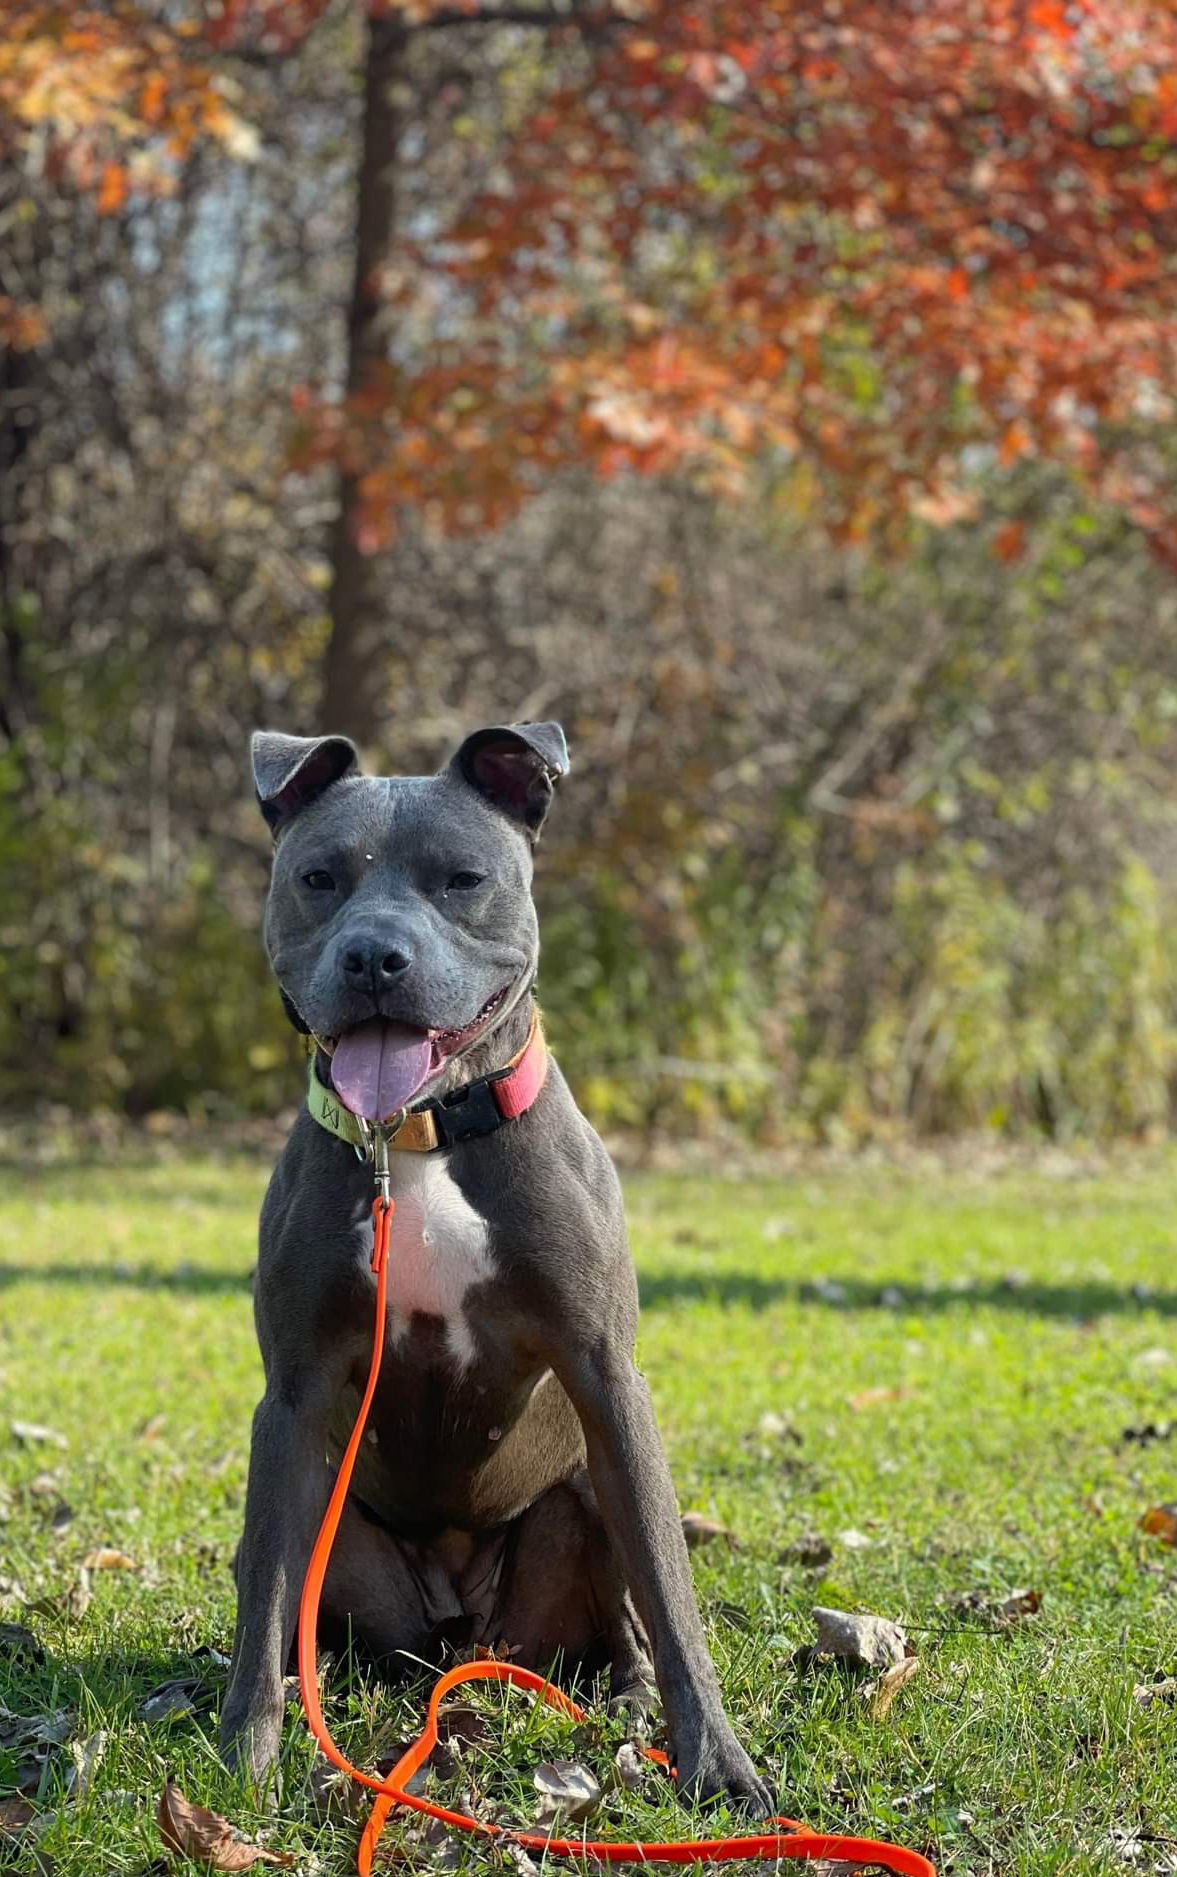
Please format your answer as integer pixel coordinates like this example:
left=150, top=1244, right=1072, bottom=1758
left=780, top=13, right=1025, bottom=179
left=306, top=1009, right=547, bottom=1155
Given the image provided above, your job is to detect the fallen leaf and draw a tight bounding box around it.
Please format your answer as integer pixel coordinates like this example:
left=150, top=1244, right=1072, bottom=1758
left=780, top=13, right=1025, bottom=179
left=140, top=1677, right=213, bottom=1724
left=811, top=1606, right=909, bottom=1669
left=847, top=1386, right=912, bottom=1411
left=137, top=1413, right=167, bottom=1441
left=862, top=1655, right=921, bottom=1716
left=779, top=1533, right=833, bottom=1569
left=1140, top=1505, right=1177, bottom=1545
left=11, top=1422, right=67, bottom=1449
left=437, top=1703, right=491, bottom=1751
left=680, top=1512, right=736, bottom=1551
left=82, top=1548, right=138, bottom=1571
left=0, top=1704, right=72, bottom=1748
left=0, top=1622, right=43, bottom=1661
left=1132, top=1678, right=1177, bottom=1707
left=996, top=1587, right=1042, bottom=1620
left=158, top=1780, right=296, bottom=1868
left=0, top=1795, right=37, bottom=1834
left=611, top=1742, right=649, bottom=1792
left=63, top=1730, right=107, bottom=1800
left=532, top=1760, right=601, bottom=1825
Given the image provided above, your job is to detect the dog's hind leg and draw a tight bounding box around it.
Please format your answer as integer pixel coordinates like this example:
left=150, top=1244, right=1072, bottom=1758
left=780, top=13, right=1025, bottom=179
left=490, top=1468, right=654, bottom=1711
left=314, top=1497, right=451, bottom=1669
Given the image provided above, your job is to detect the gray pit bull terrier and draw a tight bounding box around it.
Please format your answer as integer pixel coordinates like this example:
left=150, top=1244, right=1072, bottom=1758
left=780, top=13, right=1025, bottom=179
left=220, top=721, right=772, bottom=1812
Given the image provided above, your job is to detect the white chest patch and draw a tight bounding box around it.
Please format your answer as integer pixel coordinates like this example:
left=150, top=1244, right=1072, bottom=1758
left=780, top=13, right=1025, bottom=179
left=383, top=1155, right=494, bottom=1370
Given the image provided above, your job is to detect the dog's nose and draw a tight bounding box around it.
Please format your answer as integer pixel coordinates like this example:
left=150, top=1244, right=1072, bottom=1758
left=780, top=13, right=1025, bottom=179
left=340, top=942, right=413, bottom=986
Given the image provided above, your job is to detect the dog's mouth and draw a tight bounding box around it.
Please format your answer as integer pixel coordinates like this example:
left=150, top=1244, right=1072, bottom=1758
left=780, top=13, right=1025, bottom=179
left=319, top=987, right=510, bottom=1123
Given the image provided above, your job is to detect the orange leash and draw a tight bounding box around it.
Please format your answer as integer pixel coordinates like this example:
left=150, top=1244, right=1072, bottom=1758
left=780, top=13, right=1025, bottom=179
left=298, top=1195, right=936, bottom=1876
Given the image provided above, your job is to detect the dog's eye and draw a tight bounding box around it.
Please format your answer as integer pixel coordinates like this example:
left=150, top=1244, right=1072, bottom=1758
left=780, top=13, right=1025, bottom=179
left=447, top=871, right=484, bottom=892
left=302, top=870, right=336, bottom=892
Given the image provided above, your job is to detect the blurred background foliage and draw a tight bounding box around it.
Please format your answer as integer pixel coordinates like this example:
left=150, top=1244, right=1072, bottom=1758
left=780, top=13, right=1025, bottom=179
left=5, top=1, right=1177, bottom=1142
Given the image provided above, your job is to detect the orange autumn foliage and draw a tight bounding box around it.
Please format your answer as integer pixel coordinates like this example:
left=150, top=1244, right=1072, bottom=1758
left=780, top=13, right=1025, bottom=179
left=289, top=0, right=1177, bottom=559
left=8, top=0, right=1177, bottom=556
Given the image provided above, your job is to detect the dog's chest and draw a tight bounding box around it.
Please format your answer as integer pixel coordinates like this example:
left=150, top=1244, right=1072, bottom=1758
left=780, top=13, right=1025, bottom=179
left=383, top=1156, right=494, bottom=1369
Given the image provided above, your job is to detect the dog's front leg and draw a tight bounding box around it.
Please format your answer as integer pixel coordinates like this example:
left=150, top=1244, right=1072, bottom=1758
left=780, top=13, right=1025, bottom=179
left=556, top=1342, right=774, bottom=1813
left=220, top=1382, right=332, bottom=1781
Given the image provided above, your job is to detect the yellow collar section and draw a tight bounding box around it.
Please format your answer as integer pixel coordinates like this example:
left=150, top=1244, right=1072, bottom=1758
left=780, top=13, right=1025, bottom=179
left=305, top=1011, right=544, bottom=1156
left=306, top=1058, right=442, bottom=1152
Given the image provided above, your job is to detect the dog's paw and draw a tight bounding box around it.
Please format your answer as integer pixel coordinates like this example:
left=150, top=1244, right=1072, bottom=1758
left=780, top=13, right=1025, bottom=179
left=672, top=1722, right=775, bottom=1816
left=219, top=1705, right=284, bottom=1792
left=607, top=1665, right=656, bottom=1724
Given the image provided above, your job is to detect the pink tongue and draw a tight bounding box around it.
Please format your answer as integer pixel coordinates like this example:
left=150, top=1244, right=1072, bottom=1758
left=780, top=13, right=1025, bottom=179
left=330, top=1019, right=434, bottom=1122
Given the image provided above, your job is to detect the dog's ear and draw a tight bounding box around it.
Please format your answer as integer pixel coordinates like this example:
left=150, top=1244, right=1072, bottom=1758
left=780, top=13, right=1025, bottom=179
left=450, top=721, right=569, bottom=837
left=251, top=730, right=359, bottom=836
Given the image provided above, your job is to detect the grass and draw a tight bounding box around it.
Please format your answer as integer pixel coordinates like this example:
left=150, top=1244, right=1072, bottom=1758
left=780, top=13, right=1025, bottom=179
left=2, top=1146, right=1177, bottom=1874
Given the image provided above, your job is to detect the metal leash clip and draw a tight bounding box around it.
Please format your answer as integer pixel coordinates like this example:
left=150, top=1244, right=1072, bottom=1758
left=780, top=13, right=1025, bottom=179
left=352, top=1111, right=407, bottom=1208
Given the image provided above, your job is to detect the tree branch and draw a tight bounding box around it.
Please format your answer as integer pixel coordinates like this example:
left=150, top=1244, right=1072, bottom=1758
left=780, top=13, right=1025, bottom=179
left=406, top=4, right=581, bottom=32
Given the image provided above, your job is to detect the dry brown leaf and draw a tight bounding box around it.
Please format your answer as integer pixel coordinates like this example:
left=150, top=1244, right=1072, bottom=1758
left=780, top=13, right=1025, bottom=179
left=82, top=1547, right=138, bottom=1571
left=811, top=1606, right=909, bottom=1669
left=847, top=1386, right=912, bottom=1412
left=680, top=1512, right=736, bottom=1551
left=137, top=1413, right=167, bottom=1441
left=532, top=1760, right=601, bottom=1825
left=157, top=1779, right=296, bottom=1869
left=863, top=1655, right=921, bottom=1717
left=0, top=1795, right=37, bottom=1835
left=1140, top=1504, right=1177, bottom=1545
left=437, top=1703, right=492, bottom=1751
left=779, top=1532, right=833, bottom=1570
left=996, top=1588, right=1043, bottom=1620
left=1132, top=1678, right=1177, bottom=1706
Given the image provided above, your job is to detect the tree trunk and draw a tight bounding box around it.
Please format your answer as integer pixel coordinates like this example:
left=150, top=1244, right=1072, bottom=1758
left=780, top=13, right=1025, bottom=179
left=321, top=10, right=408, bottom=749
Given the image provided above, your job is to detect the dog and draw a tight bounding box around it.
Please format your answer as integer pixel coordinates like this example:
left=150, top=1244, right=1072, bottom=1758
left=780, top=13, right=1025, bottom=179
left=220, top=721, right=772, bottom=1813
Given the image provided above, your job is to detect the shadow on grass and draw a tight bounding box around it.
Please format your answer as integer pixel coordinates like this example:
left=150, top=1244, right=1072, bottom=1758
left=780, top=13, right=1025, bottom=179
left=0, top=1259, right=252, bottom=1293
left=637, top=1272, right=1177, bottom=1319
left=0, top=1159, right=269, bottom=1202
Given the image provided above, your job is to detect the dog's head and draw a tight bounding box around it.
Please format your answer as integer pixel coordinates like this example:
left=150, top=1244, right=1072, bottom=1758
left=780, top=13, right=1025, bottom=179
left=251, top=722, right=568, bottom=1120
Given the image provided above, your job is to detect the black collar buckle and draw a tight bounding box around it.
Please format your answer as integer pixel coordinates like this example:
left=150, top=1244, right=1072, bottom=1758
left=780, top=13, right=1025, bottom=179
left=428, top=1075, right=505, bottom=1148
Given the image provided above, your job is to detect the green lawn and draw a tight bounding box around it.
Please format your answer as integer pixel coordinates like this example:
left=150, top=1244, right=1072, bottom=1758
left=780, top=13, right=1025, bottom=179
left=2, top=1149, right=1177, bottom=1874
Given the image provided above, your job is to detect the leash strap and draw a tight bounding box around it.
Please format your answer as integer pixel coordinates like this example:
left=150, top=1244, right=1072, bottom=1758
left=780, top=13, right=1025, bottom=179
left=296, top=1199, right=937, bottom=1876
left=306, top=1012, right=547, bottom=1155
